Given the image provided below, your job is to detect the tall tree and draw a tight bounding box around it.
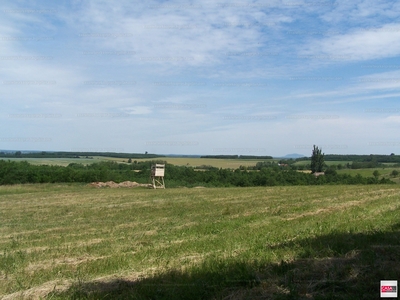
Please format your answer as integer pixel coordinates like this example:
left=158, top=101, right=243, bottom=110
left=311, top=145, right=324, bottom=173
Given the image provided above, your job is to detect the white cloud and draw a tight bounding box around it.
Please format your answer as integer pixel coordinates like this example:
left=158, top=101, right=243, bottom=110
left=320, top=0, right=399, bottom=24
left=63, top=0, right=276, bottom=69
left=302, top=23, right=400, bottom=61
left=385, top=115, right=400, bottom=123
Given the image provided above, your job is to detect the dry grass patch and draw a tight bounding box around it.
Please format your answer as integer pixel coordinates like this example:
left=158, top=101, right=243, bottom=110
left=1, top=280, right=71, bottom=300
left=25, top=255, right=110, bottom=273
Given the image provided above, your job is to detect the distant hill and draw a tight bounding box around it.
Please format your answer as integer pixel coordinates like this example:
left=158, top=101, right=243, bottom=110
left=276, top=153, right=307, bottom=159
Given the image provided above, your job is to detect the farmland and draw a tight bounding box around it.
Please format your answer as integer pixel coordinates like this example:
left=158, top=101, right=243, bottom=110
left=0, top=156, right=276, bottom=169
left=337, top=168, right=400, bottom=184
left=0, top=184, right=399, bottom=299
left=0, top=157, right=108, bottom=167
left=293, top=160, right=352, bottom=167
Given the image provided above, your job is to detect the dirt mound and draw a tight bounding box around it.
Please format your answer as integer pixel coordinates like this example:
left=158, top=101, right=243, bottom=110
left=88, top=181, right=152, bottom=188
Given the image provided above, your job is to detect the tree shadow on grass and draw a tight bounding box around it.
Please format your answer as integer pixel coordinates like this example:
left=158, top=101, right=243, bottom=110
left=50, top=223, right=400, bottom=300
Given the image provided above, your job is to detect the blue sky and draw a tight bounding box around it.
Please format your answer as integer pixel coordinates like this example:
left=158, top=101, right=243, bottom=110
left=1, top=0, right=400, bottom=156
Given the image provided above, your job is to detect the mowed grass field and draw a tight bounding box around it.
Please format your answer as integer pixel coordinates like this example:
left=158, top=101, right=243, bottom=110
left=0, top=184, right=399, bottom=299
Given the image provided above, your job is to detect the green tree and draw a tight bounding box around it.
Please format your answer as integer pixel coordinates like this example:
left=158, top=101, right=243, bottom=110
left=390, top=170, right=399, bottom=177
left=310, top=145, right=324, bottom=173
left=325, top=167, right=337, bottom=176
left=373, top=170, right=380, bottom=179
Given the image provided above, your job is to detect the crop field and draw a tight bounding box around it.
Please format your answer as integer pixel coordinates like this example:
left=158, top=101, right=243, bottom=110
left=0, top=157, right=276, bottom=169
left=0, top=184, right=399, bottom=299
left=93, top=157, right=278, bottom=169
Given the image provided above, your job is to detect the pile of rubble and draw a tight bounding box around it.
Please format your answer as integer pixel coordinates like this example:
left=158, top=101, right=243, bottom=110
left=88, top=181, right=152, bottom=188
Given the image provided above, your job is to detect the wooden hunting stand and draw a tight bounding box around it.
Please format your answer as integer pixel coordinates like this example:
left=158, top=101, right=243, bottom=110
left=151, top=164, right=165, bottom=189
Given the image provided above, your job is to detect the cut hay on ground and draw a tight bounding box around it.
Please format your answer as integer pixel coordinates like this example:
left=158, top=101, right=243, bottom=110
left=88, top=181, right=152, bottom=188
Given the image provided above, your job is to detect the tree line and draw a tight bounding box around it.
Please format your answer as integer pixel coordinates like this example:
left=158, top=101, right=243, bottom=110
left=0, top=160, right=394, bottom=187
left=0, top=151, right=162, bottom=159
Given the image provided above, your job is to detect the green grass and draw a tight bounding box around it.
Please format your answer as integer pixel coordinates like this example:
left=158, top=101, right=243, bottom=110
left=337, top=167, right=400, bottom=183
left=0, top=184, right=399, bottom=299
left=337, top=167, right=397, bottom=176
left=337, top=168, right=399, bottom=177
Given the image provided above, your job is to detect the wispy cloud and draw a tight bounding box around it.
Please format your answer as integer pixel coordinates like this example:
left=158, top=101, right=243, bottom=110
left=302, top=23, right=400, bottom=61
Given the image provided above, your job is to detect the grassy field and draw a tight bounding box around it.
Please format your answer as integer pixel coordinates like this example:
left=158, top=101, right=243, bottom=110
left=337, top=168, right=400, bottom=183
left=0, top=157, right=276, bottom=168
left=114, top=157, right=271, bottom=168
left=0, top=184, right=399, bottom=299
left=293, top=160, right=352, bottom=166
left=140, top=157, right=276, bottom=168
left=0, top=157, right=113, bottom=166
left=337, top=167, right=397, bottom=177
